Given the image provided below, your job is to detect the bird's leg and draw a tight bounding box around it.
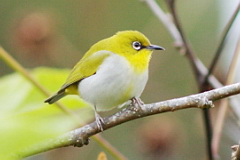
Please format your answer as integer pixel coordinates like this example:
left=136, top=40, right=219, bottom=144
left=130, top=97, right=144, bottom=107
left=94, top=105, right=104, bottom=132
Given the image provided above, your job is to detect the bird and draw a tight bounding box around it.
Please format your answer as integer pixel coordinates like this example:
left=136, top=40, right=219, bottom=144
left=45, top=30, right=165, bottom=130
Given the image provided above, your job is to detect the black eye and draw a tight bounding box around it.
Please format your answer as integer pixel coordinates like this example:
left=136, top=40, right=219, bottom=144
left=132, top=41, right=142, bottom=50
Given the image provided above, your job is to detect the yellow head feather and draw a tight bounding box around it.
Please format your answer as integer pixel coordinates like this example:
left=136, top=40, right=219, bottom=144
left=83, top=30, right=154, bottom=73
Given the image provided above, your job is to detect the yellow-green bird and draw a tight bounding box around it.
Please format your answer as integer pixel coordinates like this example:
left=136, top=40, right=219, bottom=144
left=45, top=30, right=164, bottom=130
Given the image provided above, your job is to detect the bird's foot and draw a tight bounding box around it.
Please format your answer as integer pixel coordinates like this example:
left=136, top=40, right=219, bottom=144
left=94, top=111, right=105, bottom=132
left=131, top=97, right=144, bottom=108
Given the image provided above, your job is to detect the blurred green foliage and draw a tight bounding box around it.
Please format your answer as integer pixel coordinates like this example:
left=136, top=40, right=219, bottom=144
left=0, top=67, right=91, bottom=160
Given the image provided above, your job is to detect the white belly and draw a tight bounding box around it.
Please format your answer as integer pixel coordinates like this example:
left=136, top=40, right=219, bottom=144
left=78, top=53, right=148, bottom=111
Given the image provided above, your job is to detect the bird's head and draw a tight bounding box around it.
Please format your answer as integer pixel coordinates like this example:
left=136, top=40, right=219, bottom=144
left=86, top=30, right=165, bottom=73
left=109, top=30, right=165, bottom=56
left=108, top=31, right=165, bottom=73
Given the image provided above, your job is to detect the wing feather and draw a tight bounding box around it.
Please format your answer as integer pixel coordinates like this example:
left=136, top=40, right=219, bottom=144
left=60, top=50, right=111, bottom=91
left=45, top=50, right=112, bottom=104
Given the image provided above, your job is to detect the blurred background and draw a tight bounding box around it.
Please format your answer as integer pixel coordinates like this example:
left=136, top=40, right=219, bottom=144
left=0, top=0, right=239, bottom=159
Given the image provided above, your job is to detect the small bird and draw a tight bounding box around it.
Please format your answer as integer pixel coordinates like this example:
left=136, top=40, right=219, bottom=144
left=45, top=30, right=164, bottom=130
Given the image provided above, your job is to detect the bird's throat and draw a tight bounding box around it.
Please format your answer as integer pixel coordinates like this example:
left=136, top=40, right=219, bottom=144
left=126, top=52, right=151, bottom=74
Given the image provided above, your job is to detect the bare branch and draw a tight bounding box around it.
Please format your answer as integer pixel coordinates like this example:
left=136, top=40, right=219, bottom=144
left=203, top=3, right=240, bottom=86
left=143, top=0, right=183, bottom=48
left=22, top=82, right=240, bottom=157
left=143, top=0, right=223, bottom=89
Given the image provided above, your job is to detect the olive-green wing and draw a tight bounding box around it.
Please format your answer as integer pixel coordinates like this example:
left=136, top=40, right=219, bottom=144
left=60, top=51, right=111, bottom=91
left=44, top=51, right=111, bottom=104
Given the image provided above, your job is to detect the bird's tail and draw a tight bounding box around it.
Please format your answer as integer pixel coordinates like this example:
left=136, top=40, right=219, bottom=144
left=44, top=91, right=66, bottom=104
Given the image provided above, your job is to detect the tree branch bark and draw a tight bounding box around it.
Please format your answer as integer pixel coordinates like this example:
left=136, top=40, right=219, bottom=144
left=23, top=82, right=240, bottom=157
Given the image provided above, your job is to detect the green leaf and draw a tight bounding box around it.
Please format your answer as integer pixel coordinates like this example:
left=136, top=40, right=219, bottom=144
left=0, top=67, right=93, bottom=159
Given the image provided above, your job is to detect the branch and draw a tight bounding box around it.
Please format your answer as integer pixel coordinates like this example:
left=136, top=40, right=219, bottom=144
left=165, top=0, right=210, bottom=87
left=142, top=0, right=183, bottom=48
left=23, top=82, right=240, bottom=157
left=203, top=2, right=240, bottom=86
left=143, top=0, right=222, bottom=89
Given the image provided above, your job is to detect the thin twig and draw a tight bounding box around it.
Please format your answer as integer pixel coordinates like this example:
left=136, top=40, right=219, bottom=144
left=143, top=0, right=183, bottom=48
left=21, top=82, right=240, bottom=157
left=212, top=35, right=240, bottom=159
left=0, top=47, right=127, bottom=160
left=202, top=3, right=240, bottom=86
left=143, top=0, right=222, bottom=88
left=165, top=0, right=204, bottom=84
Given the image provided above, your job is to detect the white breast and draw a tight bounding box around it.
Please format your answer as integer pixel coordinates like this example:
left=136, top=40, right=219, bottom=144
left=78, top=51, right=148, bottom=111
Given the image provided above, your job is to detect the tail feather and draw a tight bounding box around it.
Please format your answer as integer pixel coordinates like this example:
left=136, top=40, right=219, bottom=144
left=44, top=91, right=66, bottom=104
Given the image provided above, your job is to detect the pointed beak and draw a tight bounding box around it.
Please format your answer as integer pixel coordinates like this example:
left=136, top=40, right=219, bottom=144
left=146, top=44, right=165, bottom=51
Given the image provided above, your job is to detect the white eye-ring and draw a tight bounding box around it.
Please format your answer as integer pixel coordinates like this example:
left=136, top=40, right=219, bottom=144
left=132, top=41, right=142, bottom=50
